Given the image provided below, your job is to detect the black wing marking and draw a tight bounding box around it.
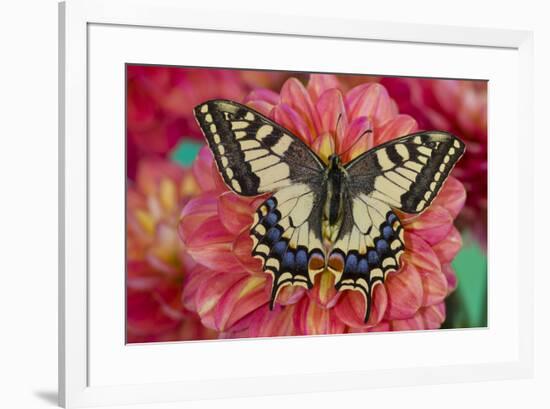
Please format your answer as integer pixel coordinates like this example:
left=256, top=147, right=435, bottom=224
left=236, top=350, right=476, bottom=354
left=250, top=182, right=327, bottom=308
left=344, top=131, right=465, bottom=213
left=194, top=99, right=325, bottom=196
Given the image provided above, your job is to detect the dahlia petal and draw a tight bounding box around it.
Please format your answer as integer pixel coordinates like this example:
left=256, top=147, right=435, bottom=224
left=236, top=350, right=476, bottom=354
left=391, top=313, right=426, bottom=331
left=136, top=159, right=185, bottom=198
left=366, top=321, right=391, bottom=332
left=402, top=232, right=442, bottom=274
left=312, top=132, right=336, bottom=163
left=420, top=302, right=446, bottom=329
left=431, top=176, right=466, bottom=219
left=245, top=100, right=275, bottom=117
left=280, top=78, right=322, bottom=137
left=243, top=88, right=281, bottom=105
left=441, top=262, right=458, bottom=292
left=316, top=88, right=348, bottom=140
left=384, top=263, right=423, bottom=320
left=178, top=194, right=218, bottom=244
left=248, top=305, right=298, bottom=337
left=194, top=272, right=246, bottom=329
left=375, top=114, right=418, bottom=145
left=214, top=275, right=270, bottom=332
left=294, top=297, right=346, bottom=335
left=333, top=284, right=387, bottom=329
left=192, top=146, right=226, bottom=192
left=178, top=194, right=219, bottom=242
left=339, top=116, right=373, bottom=162
left=272, top=103, right=314, bottom=144
left=307, top=74, right=341, bottom=101
left=309, top=271, right=340, bottom=308
left=217, top=191, right=255, bottom=235
left=404, top=205, right=453, bottom=246
left=232, top=230, right=263, bottom=273
left=419, top=267, right=449, bottom=306
left=432, top=226, right=462, bottom=263
left=184, top=215, right=244, bottom=271
left=181, top=264, right=218, bottom=312
left=275, top=284, right=307, bottom=306
left=345, top=83, right=398, bottom=127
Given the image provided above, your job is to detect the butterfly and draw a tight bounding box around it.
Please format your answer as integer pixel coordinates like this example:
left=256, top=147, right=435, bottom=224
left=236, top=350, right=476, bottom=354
left=194, top=99, right=465, bottom=323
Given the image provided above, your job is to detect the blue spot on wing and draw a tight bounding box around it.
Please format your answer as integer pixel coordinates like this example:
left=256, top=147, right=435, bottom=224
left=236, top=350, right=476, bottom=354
left=367, top=250, right=380, bottom=266
left=376, top=239, right=389, bottom=255
left=265, top=227, right=281, bottom=245
left=358, top=258, right=369, bottom=275
left=281, top=250, right=295, bottom=272
left=265, top=212, right=278, bottom=228
left=344, top=253, right=358, bottom=273
left=382, top=225, right=393, bottom=240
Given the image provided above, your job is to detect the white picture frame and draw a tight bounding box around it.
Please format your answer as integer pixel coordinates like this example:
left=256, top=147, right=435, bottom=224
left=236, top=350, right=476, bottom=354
left=59, top=0, right=534, bottom=407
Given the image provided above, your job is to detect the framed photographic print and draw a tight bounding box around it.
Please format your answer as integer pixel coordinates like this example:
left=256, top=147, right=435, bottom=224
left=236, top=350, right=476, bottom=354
left=59, top=0, right=534, bottom=407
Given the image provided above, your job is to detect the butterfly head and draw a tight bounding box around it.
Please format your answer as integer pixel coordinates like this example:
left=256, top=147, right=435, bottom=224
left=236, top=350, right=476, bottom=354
left=328, top=153, right=342, bottom=169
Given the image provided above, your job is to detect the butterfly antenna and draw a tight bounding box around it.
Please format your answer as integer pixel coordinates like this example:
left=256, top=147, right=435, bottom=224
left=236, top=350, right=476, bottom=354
left=338, top=128, right=373, bottom=158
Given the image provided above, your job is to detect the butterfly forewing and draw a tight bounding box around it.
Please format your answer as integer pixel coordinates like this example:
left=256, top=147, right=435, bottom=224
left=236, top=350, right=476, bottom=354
left=345, top=131, right=466, bottom=213
left=194, top=100, right=325, bottom=196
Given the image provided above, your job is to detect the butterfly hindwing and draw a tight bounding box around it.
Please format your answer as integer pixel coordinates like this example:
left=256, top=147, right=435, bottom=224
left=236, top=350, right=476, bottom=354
left=327, top=198, right=405, bottom=323
left=250, top=183, right=326, bottom=306
left=194, top=100, right=325, bottom=196
left=345, top=131, right=466, bottom=213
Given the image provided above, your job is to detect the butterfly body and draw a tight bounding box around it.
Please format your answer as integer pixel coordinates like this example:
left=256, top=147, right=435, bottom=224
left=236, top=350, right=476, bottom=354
left=194, top=99, right=465, bottom=323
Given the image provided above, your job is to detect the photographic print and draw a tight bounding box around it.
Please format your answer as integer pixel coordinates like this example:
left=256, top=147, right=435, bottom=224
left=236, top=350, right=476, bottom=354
left=126, top=65, right=487, bottom=343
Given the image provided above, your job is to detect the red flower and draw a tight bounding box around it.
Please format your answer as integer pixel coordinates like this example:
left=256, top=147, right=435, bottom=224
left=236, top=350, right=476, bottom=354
left=126, top=158, right=217, bottom=342
left=178, top=75, right=466, bottom=337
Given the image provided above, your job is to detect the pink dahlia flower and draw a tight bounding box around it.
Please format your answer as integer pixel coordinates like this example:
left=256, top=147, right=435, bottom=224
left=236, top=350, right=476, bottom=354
left=380, top=77, right=487, bottom=245
left=178, top=75, right=466, bottom=337
left=127, top=158, right=217, bottom=342
left=127, top=66, right=290, bottom=179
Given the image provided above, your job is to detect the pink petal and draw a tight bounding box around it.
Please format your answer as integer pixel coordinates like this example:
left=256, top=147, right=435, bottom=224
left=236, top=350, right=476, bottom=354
left=404, top=205, right=453, bottom=246
left=181, top=264, right=218, bottom=312
left=316, top=88, right=348, bottom=140
left=192, top=146, right=226, bottom=193
left=178, top=194, right=219, bottom=242
left=194, top=272, right=245, bottom=329
left=432, top=226, right=462, bottom=263
left=293, top=297, right=346, bottom=335
left=345, top=83, right=398, bottom=127
left=243, top=88, right=280, bottom=105
left=183, top=215, right=244, bottom=271
left=419, top=267, right=448, bottom=306
left=272, top=103, right=314, bottom=144
left=402, top=232, right=442, bottom=274
left=214, top=275, right=270, bottom=331
left=384, top=263, right=423, bottom=320
left=232, top=229, right=263, bottom=273
left=390, top=313, right=426, bottom=331
left=333, top=283, right=388, bottom=329
left=248, top=305, right=298, bottom=337
left=246, top=100, right=274, bottom=117
left=441, top=263, right=458, bottom=292
left=375, top=114, right=418, bottom=145
left=340, top=116, right=374, bottom=163
left=280, top=78, right=322, bottom=137
left=217, top=191, right=255, bottom=235
left=431, top=176, right=466, bottom=219
left=420, top=303, right=446, bottom=329
left=275, top=284, right=307, bottom=306
left=307, top=74, right=341, bottom=101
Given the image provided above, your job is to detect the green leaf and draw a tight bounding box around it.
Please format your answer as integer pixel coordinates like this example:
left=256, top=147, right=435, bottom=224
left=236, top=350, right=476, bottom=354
left=442, top=233, right=487, bottom=329
left=170, top=140, right=203, bottom=167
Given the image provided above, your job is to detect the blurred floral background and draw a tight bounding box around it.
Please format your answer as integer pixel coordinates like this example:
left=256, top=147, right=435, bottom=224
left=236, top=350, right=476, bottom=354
left=126, top=65, right=487, bottom=343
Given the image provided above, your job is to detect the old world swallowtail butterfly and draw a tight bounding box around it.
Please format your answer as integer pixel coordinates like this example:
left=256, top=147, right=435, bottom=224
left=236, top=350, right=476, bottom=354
left=194, top=99, right=465, bottom=323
